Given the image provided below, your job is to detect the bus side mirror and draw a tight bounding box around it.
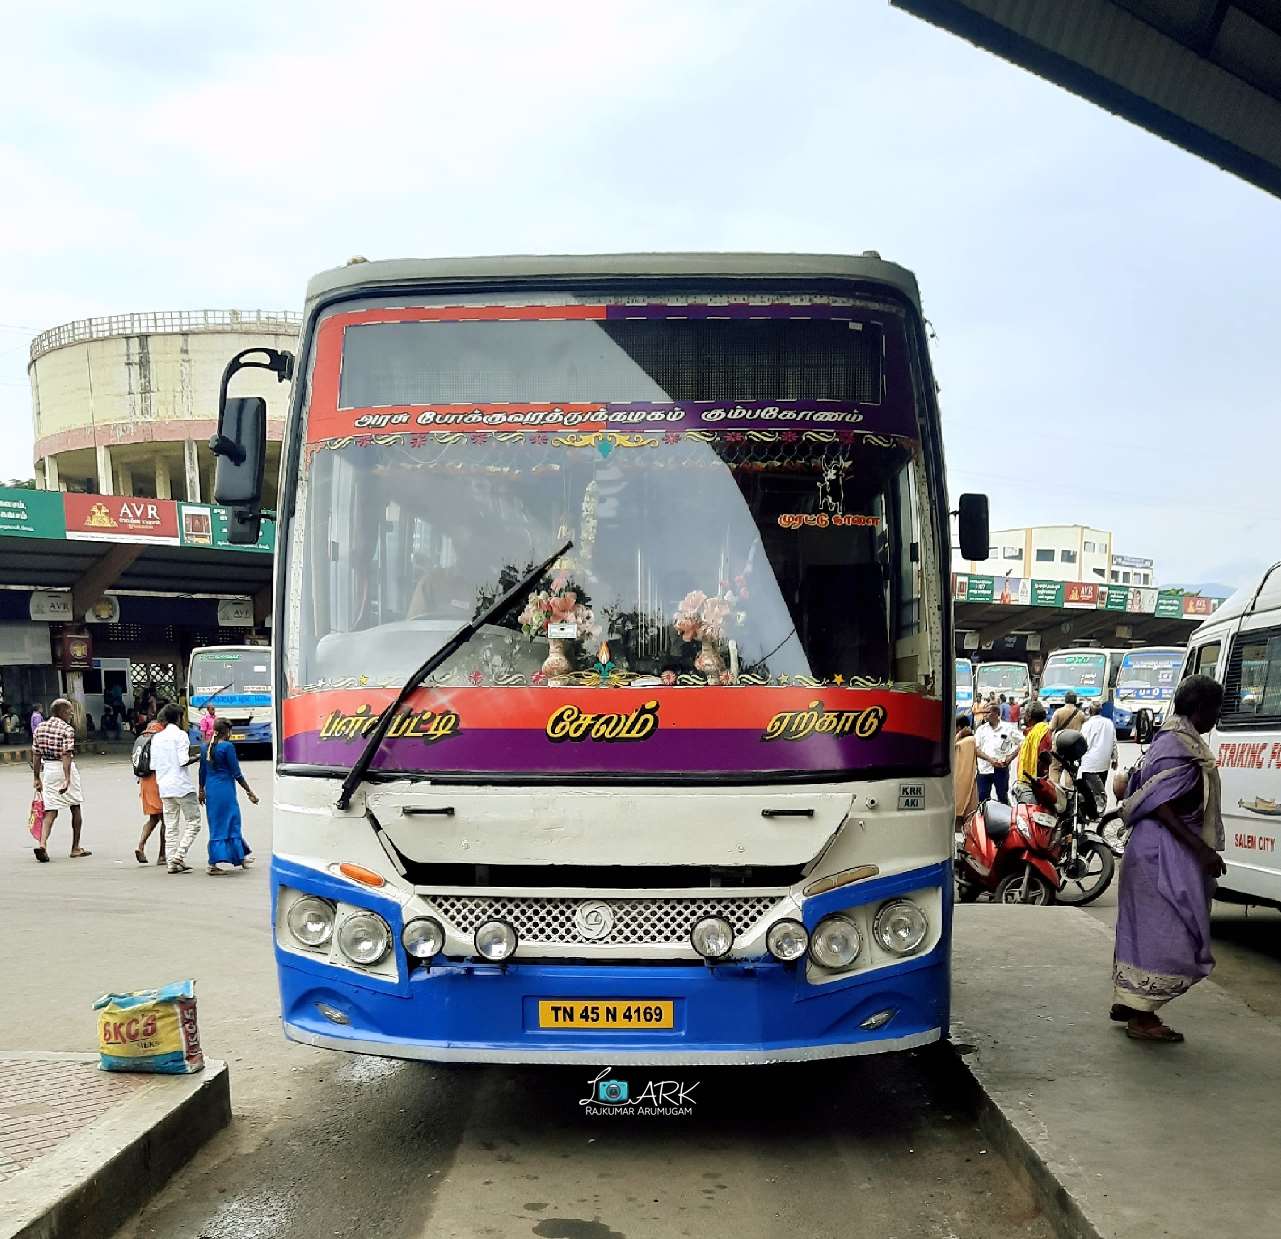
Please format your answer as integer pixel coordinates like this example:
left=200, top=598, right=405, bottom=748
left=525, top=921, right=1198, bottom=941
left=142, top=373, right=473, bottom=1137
left=210, top=396, right=267, bottom=509
left=958, top=493, right=989, bottom=561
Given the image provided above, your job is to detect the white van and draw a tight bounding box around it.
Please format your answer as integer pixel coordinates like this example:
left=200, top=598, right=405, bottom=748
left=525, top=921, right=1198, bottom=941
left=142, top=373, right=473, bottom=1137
left=1184, top=562, right=1281, bottom=909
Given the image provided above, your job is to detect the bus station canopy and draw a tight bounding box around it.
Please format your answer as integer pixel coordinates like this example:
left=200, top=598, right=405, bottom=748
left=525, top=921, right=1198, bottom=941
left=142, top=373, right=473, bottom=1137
left=894, top=0, right=1281, bottom=199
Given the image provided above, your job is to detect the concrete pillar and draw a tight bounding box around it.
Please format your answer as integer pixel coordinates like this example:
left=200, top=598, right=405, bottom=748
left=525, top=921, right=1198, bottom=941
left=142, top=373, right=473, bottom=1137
left=155, top=456, right=172, bottom=500
left=42, top=457, right=61, bottom=491
left=64, top=669, right=88, bottom=738
left=95, top=444, right=113, bottom=495
left=183, top=439, right=201, bottom=502
left=116, top=462, right=134, bottom=496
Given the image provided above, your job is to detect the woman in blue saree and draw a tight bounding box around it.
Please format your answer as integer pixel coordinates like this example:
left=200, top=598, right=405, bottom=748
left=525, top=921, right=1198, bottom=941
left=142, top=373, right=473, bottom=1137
left=198, top=717, right=260, bottom=874
left=1111, top=674, right=1226, bottom=1042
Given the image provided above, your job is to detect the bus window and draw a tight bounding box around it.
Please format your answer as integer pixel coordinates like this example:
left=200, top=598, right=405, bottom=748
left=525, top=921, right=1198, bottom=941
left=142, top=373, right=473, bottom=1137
left=1191, top=640, right=1221, bottom=682
left=1223, top=630, right=1281, bottom=722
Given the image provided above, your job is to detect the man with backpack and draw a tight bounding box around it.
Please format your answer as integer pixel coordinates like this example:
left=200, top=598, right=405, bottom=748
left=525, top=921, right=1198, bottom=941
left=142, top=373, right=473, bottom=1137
left=149, top=703, right=202, bottom=873
left=132, top=712, right=166, bottom=864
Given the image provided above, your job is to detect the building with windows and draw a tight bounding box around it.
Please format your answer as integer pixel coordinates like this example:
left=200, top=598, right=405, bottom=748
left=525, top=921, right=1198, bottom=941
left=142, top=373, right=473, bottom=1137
left=954, top=524, right=1158, bottom=587
left=28, top=310, right=300, bottom=508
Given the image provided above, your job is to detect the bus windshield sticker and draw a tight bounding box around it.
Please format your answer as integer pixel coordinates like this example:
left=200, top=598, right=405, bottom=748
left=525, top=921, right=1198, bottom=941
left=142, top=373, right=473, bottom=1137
left=319, top=705, right=461, bottom=744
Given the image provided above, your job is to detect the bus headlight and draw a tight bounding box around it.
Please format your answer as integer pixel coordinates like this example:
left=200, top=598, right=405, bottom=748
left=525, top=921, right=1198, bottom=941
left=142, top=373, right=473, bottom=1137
left=810, top=915, right=862, bottom=969
left=286, top=896, right=336, bottom=948
left=766, top=919, right=809, bottom=962
left=401, top=917, right=445, bottom=960
left=337, top=912, right=392, bottom=966
left=873, top=900, right=929, bottom=956
left=474, top=920, right=518, bottom=962
left=690, top=916, right=734, bottom=960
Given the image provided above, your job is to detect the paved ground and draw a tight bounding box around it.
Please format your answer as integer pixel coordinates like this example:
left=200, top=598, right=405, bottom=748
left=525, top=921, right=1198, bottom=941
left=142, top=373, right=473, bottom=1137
left=1, top=754, right=1057, bottom=1239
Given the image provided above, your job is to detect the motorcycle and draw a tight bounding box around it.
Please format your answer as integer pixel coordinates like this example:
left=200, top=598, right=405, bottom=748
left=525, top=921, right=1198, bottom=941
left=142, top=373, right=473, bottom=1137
left=956, top=730, right=1116, bottom=906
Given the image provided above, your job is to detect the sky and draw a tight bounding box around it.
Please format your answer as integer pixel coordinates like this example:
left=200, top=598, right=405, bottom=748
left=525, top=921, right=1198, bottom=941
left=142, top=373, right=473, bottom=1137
left=1, top=1, right=1277, bottom=589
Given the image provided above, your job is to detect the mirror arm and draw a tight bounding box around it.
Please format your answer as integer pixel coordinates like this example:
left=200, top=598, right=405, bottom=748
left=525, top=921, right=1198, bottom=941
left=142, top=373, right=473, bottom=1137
left=209, top=347, right=294, bottom=458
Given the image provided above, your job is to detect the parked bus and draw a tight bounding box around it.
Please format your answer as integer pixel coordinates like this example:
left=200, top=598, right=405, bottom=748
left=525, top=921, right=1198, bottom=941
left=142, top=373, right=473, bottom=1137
left=955, top=659, right=974, bottom=716
left=209, top=253, right=987, bottom=1064
left=974, top=660, right=1031, bottom=707
left=1112, top=645, right=1184, bottom=738
left=186, top=646, right=273, bottom=746
left=1182, top=564, right=1281, bottom=909
left=1038, top=648, right=1124, bottom=714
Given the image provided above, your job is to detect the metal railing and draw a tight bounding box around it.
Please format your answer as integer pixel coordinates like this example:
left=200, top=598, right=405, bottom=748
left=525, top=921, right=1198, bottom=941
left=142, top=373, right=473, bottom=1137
left=30, top=309, right=303, bottom=362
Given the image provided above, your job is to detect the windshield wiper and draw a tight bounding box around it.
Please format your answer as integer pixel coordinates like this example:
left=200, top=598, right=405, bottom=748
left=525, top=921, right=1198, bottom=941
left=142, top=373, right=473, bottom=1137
left=335, top=539, right=572, bottom=810
left=196, top=682, right=233, bottom=709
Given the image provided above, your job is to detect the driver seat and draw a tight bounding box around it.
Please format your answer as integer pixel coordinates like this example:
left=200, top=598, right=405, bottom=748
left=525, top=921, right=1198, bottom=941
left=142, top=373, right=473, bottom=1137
left=981, top=799, right=1014, bottom=841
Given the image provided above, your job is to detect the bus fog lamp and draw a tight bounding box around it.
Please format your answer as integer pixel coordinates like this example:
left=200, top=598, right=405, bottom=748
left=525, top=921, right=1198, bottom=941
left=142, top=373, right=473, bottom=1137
left=765, top=919, right=809, bottom=962
left=474, top=920, right=518, bottom=962
left=873, top=900, right=928, bottom=956
left=690, top=916, right=734, bottom=960
left=337, top=912, right=392, bottom=966
left=810, top=915, right=861, bottom=969
left=401, top=917, right=445, bottom=960
left=286, top=896, right=336, bottom=948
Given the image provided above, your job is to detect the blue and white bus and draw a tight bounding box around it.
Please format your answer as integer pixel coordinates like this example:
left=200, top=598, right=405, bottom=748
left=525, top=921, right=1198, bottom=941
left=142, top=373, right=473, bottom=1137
left=955, top=659, right=974, bottom=716
left=1037, top=648, right=1124, bottom=715
left=211, top=253, right=985, bottom=1065
left=186, top=645, right=273, bottom=746
left=1112, top=646, right=1183, bottom=737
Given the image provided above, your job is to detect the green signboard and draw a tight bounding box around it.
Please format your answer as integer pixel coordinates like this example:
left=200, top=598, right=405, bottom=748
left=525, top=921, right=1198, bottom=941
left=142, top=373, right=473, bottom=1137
left=1031, top=580, right=1064, bottom=607
left=963, top=575, right=995, bottom=603
left=179, top=503, right=275, bottom=554
left=1101, top=585, right=1129, bottom=612
left=0, top=488, right=66, bottom=540
left=1154, top=590, right=1184, bottom=619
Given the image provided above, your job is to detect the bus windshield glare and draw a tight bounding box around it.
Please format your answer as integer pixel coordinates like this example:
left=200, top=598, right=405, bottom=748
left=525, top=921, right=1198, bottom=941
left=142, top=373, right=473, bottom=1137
left=1117, top=650, right=1182, bottom=699
left=1041, top=652, right=1107, bottom=693
left=284, top=297, right=944, bottom=780
left=975, top=663, right=1029, bottom=695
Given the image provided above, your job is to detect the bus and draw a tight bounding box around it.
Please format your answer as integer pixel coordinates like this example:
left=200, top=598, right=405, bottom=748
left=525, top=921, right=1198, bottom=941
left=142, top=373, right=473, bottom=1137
left=186, top=645, right=273, bottom=746
left=955, top=659, right=974, bottom=715
left=974, top=660, right=1031, bottom=707
left=1038, top=648, right=1123, bottom=714
left=210, top=253, right=986, bottom=1064
left=1112, top=645, right=1184, bottom=738
left=1182, top=564, right=1281, bottom=909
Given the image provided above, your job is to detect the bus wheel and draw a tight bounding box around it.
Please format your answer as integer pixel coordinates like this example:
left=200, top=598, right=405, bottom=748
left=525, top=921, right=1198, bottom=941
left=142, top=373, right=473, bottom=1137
left=995, top=868, right=1055, bottom=906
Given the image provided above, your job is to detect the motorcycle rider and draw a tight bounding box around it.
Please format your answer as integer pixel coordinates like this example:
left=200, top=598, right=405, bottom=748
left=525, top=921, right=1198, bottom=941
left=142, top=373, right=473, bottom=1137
left=1049, top=690, right=1087, bottom=782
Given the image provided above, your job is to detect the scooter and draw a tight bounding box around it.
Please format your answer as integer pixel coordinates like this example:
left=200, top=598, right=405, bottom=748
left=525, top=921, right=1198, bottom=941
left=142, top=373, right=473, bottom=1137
left=1051, top=735, right=1117, bottom=906
left=956, top=771, right=1067, bottom=906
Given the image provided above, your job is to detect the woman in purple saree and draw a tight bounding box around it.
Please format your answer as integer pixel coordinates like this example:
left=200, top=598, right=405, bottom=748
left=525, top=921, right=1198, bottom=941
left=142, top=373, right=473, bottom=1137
left=1111, top=674, right=1226, bottom=1043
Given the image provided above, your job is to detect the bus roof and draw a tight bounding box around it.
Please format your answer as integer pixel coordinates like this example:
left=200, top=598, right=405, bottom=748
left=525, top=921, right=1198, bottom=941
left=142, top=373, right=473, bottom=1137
left=1190, top=562, right=1281, bottom=634
left=303, top=253, right=924, bottom=315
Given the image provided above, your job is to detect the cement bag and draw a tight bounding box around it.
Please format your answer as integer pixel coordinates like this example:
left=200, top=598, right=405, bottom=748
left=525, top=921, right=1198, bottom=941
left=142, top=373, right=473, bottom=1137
left=95, top=979, right=204, bottom=1074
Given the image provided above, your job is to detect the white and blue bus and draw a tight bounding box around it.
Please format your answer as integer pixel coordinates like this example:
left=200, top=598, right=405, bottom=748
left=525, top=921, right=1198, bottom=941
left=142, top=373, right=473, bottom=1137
left=210, top=253, right=986, bottom=1065
left=974, top=660, right=1031, bottom=707
left=1112, top=646, right=1184, bottom=737
left=1038, top=648, right=1124, bottom=715
left=955, top=658, right=974, bottom=716
left=186, top=646, right=273, bottom=746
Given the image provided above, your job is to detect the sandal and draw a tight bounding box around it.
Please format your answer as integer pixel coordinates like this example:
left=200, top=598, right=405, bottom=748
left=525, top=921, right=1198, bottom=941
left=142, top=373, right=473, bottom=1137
left=33, top=847, right=49, bottom=863
left=69, top=849, right=92, bottom=859
left=207, top=865, right=224, bottom=875
left=135, top=849, right=148, bottom=865
left=1126, top=1019, right=1184, bottom=1043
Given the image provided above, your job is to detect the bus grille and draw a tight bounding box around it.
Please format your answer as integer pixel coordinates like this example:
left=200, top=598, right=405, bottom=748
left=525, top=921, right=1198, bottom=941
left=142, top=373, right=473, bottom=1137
left=425, top=893, right=783, bottom=947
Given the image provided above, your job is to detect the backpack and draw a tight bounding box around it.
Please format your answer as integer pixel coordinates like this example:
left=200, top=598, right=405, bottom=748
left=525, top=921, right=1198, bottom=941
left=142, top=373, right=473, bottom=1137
left=131, top=731, right=154, bottom=779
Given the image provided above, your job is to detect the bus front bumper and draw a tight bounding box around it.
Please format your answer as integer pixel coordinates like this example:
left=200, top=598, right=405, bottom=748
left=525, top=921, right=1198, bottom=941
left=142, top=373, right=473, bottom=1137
left=274, top=860, right=950, bottom=1065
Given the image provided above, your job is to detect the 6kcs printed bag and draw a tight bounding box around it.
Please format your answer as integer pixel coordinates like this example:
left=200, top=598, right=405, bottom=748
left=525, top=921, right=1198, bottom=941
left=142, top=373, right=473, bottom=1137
left=94, top=979, right=204, bottom=1074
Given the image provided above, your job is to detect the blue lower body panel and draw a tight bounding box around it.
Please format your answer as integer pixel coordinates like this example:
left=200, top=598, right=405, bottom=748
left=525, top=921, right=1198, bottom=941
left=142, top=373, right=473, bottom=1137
left=273, top=858, right=951, bottom=1065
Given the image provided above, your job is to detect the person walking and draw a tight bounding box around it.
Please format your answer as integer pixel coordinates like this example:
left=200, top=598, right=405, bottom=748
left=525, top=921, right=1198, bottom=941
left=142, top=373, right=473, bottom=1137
left=200, top=718, right=258, bottom=874
left=1009, top=696, right=1022, bottom=726
left=975, top=700, right=1021, bottom=804
left=150, top=703, right=202, bottom=874
left=1079, top=700, right=1118, bottom=818
left=998, top=694, right=1011, bottom=722
left=953, top=713, right=979, bottom=829
left=29, top=703, right=44, bottom=738
left=30, top=699, right=90, bottom=862
left=198, top=702, right=217, bottom=747
left=1111, top=675, right=1226, bottom=1043
left=133, top=715, right=167, bottom=865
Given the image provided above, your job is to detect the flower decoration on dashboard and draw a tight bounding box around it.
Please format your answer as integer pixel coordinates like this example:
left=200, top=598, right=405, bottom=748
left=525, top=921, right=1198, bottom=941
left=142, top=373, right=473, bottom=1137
left=517, top=574, right=598, bottom=641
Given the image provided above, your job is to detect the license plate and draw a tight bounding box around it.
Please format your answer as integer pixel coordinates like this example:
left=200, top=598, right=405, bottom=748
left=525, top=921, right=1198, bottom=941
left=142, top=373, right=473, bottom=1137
left=230, top=733, right=247, bottom=741
left=537, top=1000, right=673, bottom=1029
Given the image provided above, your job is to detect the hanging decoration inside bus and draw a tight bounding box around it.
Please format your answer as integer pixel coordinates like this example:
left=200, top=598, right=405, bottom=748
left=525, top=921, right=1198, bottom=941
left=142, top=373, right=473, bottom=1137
left=303, top=302, right=921, bottom=445
left=776, top=513, right=880, bottom=530
left=281, top=686, right=942, bottom=775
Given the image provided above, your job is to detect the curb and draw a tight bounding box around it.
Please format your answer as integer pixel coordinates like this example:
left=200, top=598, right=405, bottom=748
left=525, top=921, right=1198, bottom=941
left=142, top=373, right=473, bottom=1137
left=939, top=1031, right=1100, bottom=1239
left=0, top=748, right=31, bottom=765
left=1, top=1056, right=231, bottom=1239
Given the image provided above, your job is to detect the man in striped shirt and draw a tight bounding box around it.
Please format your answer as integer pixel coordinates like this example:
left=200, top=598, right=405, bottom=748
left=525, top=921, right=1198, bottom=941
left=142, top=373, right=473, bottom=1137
left=31, top=699, right=90, bottom=862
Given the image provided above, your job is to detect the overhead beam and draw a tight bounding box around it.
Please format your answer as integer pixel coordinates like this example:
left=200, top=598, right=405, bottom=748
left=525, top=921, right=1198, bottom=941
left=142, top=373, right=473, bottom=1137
left=975, top=609, right=1033, bottom=646
left=71, top=543, right=143, bottom=616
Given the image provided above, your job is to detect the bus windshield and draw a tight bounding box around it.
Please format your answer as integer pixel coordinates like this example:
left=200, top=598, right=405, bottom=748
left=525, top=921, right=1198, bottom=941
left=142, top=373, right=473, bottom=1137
left=955, top=660, right=973, bottom=697
left=1117, top=649, right=1182, bottom=699
left=975, top=663, right=1029, bottom=696
left=283, top=297, right=945, bottom=779
left=1041, top=652, right=1107, bottom=694
left=189, top=648, right=271, bottom=707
